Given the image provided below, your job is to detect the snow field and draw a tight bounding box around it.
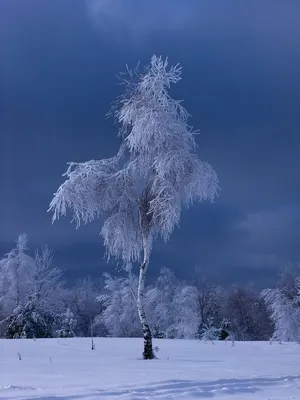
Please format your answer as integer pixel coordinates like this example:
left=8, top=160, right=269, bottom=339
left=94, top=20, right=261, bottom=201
left=1, top=337, right=300, bottom=400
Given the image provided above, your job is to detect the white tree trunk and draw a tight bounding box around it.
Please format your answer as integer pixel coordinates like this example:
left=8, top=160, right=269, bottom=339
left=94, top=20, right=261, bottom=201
left=137, top=236, right=154, bottom=359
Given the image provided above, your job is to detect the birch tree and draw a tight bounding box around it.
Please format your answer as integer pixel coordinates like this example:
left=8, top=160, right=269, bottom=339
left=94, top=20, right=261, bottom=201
left=49, top=55, right=219, bottom=359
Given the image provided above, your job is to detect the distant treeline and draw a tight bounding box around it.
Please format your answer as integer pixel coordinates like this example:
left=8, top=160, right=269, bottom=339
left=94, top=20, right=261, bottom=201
left=1, top=234, right=299, bottom=342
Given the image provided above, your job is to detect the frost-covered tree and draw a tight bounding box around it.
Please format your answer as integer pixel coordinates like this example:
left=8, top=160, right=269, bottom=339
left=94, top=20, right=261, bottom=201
left=147, top=268, right=222, bottom=340
left=223, top=286, right=255, bottom=340
left=167, top=284, right=200, bottom=339
left=0, top=234, right=35, bottom=315
left=70, top=277, right=100, bottom=337
left=191, top=267, right=222, bottom=335
left=146, top=267, right=179, bottom=337
left=147, top=268, right=205, bottom=339
left=56, top=308, right=77, bottom=338
left=0, top=235, right=65, bottom=338
left=97, top=272, right=141, bottom=337
left=49, top=55, right=219, bottom=358
left=262, top=270, right=300, bottom=342
left=223, top=285, right=270, bottom=341
left=32, top=245, right=65, bottom=316
left=277, top=265, right=300, bottom=301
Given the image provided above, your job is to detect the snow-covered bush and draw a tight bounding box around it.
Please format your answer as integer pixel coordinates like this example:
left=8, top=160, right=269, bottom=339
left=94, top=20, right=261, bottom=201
left=199, top=317, right=230, bottom=342
left=199, top=317, right=220, bottom=342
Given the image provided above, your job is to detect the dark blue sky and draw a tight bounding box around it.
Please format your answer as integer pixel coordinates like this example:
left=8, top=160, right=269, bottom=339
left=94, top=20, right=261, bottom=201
left=1, top=0, right=300, bottom=286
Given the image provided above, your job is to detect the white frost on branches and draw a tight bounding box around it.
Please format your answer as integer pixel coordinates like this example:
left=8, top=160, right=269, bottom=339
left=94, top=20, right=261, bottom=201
left=0, top=234, right=35, bottom=313
left=0, top=235, right=65, bottom=338
left=49, top=55, right=219, bottom=266
left=97, top=272, right=141, bottom=337
left=262, top=277, right=300, bottom=343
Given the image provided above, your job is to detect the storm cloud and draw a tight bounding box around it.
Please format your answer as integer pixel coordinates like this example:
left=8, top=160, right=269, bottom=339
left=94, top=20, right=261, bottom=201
left=1, top=0, right=300, bottom=285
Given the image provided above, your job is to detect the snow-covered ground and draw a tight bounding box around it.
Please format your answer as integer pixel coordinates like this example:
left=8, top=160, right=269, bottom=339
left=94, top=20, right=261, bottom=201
left=0, top=338, right=299, bottom=400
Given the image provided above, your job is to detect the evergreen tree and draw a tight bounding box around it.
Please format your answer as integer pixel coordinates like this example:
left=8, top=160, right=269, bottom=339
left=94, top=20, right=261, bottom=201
left=4, top=296, right=55, bottom=339
left=56, top=308, right=77, bottom=338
